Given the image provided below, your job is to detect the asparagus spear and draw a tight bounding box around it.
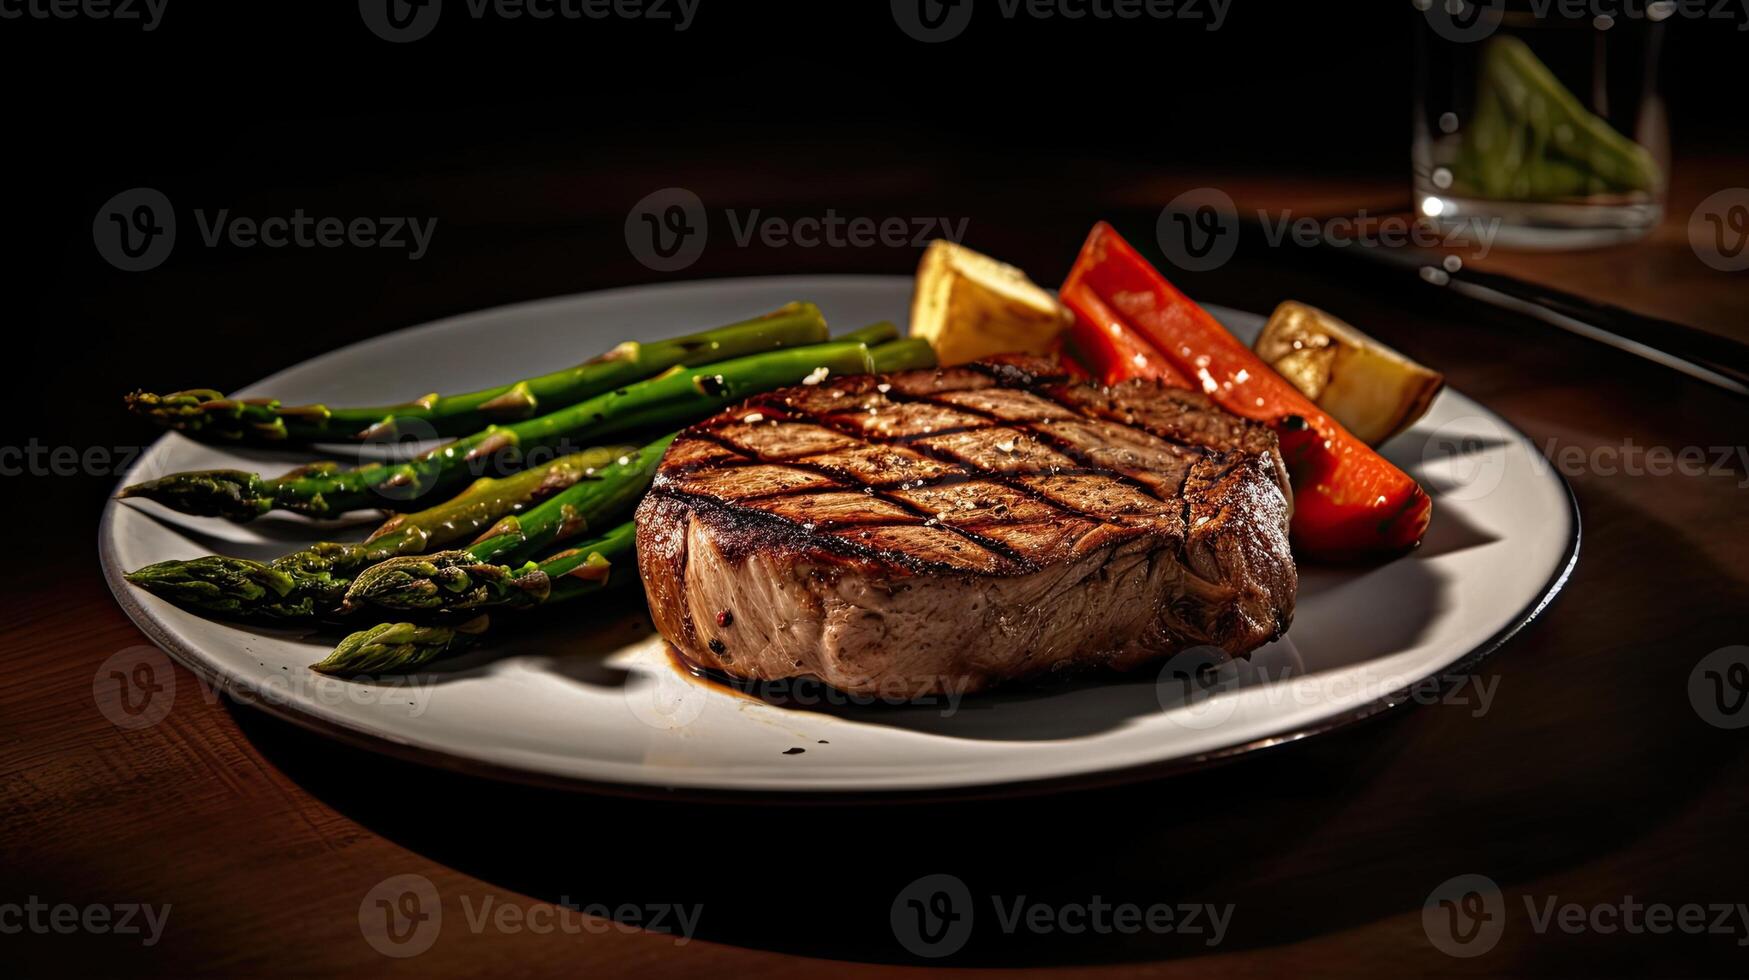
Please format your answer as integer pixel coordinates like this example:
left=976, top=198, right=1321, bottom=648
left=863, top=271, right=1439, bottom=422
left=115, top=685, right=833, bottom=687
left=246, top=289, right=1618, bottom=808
left=836, top=321, right=899, bottom=346
left=122, top=336, right=931, bottom=522
left=866, top=336, right=937, bottom=373
left=315, top=523, right=637, bottom=675
left=315, top=617, right=492, bottom=676
left=333, top=433, right=663, bottom=610
left=342, top=520, right=638, bottom=615
left=125, top=303, right=828, bottom=443
left=124, top=441, right=651, bottom=621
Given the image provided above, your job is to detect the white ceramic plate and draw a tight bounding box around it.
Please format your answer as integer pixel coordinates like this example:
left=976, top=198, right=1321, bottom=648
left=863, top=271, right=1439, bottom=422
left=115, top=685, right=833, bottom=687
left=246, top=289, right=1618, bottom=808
left=100, top=276, right=1577, bottom=797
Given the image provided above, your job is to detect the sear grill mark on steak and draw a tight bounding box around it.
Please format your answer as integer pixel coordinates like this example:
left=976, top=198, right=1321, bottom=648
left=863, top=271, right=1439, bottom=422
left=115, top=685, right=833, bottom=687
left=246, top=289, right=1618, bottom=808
left=682, top=427, right=1036, bottom=571
left=636, top=355, right=1297, bottom=697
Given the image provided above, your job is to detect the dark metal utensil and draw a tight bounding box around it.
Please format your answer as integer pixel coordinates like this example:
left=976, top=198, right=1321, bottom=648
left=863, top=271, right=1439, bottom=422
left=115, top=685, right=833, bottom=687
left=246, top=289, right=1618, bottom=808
left=1348, top=240, right=1749, bottom=397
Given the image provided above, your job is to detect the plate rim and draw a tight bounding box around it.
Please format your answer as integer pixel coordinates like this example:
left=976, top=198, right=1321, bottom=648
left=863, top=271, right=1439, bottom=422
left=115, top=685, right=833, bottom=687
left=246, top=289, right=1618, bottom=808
left=98, top=275, right=1581, bottom=803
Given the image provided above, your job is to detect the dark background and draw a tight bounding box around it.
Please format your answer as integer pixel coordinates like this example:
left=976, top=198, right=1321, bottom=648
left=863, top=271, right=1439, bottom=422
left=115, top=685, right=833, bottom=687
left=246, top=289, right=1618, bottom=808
left=4, top=3, right=1747, bottom=975
left=6, top=4, right=1743, bottom=541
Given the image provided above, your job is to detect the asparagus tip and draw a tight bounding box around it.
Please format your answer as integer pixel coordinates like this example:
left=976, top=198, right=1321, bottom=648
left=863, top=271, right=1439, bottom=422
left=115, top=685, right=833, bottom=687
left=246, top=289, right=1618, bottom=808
left=312, top=618, right=481, bottom=676
left=118, top=470, right=273, bottom=521
left=125, top=555, right=303, bottom=616
left=340, top=552, right=472, bottom=613
left=341, top=551, right=552, bottom=614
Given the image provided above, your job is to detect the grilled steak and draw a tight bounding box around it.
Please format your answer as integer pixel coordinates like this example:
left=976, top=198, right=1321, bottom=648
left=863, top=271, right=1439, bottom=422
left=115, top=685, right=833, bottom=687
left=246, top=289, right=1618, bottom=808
left=635, top=356, right=1296, bottom=697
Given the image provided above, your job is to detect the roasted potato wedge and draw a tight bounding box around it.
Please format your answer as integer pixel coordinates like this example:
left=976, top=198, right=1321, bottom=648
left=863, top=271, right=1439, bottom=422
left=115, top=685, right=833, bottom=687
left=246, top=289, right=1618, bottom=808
left=1254, top=301, right=1443, bottom=446
left=909, top=240, right=1072, bottom=366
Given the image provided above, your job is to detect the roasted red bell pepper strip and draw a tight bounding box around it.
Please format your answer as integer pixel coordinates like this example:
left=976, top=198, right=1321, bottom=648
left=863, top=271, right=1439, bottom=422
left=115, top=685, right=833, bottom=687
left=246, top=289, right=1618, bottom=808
left=1061, top=222, right=1431, bottom=558
left=1060, top=280, right=1191, bottom=387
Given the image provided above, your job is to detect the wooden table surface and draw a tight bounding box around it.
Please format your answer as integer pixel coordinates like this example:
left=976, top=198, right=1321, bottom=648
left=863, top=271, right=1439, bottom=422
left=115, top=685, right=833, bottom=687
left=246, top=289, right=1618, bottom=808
left=5, top=158, right=1747, bottom=977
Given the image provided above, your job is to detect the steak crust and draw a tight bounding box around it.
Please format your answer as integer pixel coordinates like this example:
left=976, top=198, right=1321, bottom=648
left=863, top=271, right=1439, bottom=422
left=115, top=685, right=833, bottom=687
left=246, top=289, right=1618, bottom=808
left=635, top=356, right=1295, bottom=697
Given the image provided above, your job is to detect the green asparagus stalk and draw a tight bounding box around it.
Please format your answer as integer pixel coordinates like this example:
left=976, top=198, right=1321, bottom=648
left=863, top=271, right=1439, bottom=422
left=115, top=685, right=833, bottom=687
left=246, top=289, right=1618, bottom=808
left=122, top=336, right=931, bottom=522
left=315, top=617, right=492, bottom=676
left=125, top=303, right=828, bottom=444
left=342, top=520, right=638, bottom=616
left=867, top=337, right=938, bottom=373
left=836, top=321, right=899, bottom=346
left=442, top=435, right=668, bottom=566
left=315, top=523, right=638, bottom=674
left=123, top=445, right=636, bottom=620
left=335, top=435, right=665, bottom=613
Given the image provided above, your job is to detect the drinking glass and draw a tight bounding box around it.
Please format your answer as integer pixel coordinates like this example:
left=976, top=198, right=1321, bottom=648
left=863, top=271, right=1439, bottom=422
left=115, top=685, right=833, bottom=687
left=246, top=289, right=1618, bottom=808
left=1412, top=0, right=1671, bottom=249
